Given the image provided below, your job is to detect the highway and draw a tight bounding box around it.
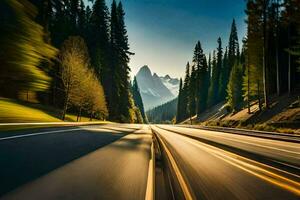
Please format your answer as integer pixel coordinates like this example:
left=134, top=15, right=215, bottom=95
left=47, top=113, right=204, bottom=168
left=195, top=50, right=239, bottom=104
left=0, top=124, right=153, bottom=200
left=0, top=124, right=299, bottom=199
left=152, top=125, right=300, bottom=200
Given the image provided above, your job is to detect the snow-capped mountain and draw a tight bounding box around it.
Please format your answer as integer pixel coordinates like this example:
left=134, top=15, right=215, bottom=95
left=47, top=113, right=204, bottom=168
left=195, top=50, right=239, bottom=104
left=135, top=65, right=179, bottom=110
left=160, top=75, right=180, bottom=96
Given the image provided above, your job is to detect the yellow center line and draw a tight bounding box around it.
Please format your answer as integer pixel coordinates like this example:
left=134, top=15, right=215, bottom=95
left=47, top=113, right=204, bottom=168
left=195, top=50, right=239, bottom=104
left=153, top=128, right=195, bottom=200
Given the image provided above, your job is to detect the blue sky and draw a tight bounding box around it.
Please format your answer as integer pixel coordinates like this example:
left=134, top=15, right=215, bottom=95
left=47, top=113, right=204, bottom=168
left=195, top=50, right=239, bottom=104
left=87, top=0, right=247, bottom=78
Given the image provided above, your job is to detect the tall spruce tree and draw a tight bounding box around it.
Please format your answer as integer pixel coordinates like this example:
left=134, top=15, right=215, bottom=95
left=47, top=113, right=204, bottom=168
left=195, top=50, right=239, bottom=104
left=192, top=41, right=209, bottom=115
left=109, top=1, right=135, bottom=122
left=89, top=0, right=110, bottom=85
left=189, top=65, right=197, bottom=116
left=227, top=61, right=244, bottom=112
left=176, top=78, right=183, bottom=123
left=182, top=62, right=191, bottom=120
left=208, top=37, right=223, bottom=106
left=132, top=77, right=147, bottom=123
left=219, top=47, right=228, bottom=101
left=207, top=50, right=217, bottom=107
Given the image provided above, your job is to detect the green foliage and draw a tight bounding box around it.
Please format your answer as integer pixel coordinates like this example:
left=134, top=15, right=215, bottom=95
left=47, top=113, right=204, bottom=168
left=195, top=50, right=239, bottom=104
left=227, top=62, right=244, bottom=112
left=0, top=0, right=57, bottom=97
left=176, top=78, right=183, bottom=122
left=59, top=36, right=108, bottom=120
left=193, top=41, right=209, bottom=114
left=208, top=38, right=223, bottom=106
left=132, top=77, right=147, bottom=123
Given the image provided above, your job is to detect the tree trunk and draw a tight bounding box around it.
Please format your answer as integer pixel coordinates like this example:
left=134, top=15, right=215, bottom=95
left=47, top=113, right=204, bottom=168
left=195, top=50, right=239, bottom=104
left=77, top=107, right=82, bottom=122
left=258, top=82, right=262, bottom=111
left=62, top=95, right=69, bottom=121
left=247, top=53, right=251, bottom=114
left=275, top=0, right=280, bottom=96
left=288, top=25, right=291, bottom=95
left=90, top=112, right=93, bottom=121
left=262, top=0, right=269, bottom=109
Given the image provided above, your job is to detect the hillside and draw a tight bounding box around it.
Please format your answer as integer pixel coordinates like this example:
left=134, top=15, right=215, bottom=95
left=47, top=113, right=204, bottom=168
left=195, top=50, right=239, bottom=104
left=184, top=93, right=300, bottom=134
left=0, top=98, right=103, bottom=123
left=146, top=98, right=178, bottom=124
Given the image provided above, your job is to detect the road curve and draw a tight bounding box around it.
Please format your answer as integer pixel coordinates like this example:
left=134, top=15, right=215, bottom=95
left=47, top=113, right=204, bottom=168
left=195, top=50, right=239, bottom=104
left=152, top=125, right=300, bottom=200
left=0, top=124, right=152, bottom=200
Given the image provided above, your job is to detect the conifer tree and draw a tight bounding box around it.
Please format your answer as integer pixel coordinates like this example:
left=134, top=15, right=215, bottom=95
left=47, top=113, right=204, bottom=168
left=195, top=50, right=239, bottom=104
left=207, top=50, right=217, bottom=107
left=219, top=47, right=228, bottom=101
left=176, top=78, right=183, bottom=123
left=109, top=1, right=134, bottom=122
left=89, top=0, right=110, bottom=84
left=189, top=65, right=197, bottom=116
left=192, top=41, right=209, bottom=115
left=227, top=62, right=244, bottom=112
left=208, top=38, right=223, bottom=105
left=132, top=77, right=147, bottom=123
left=182, top=62, right=191, bottom=119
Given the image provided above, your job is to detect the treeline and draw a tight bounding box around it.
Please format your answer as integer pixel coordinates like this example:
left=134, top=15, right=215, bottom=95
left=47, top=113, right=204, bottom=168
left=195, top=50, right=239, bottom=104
left=0, top=0, right=146, bottom=123
left=177, top=0, right=300, bottom=123
left=147, top=98, right=178, bottom=124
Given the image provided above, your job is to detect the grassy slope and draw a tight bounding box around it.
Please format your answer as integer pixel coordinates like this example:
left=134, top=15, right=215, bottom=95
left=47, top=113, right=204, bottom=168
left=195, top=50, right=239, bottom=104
left=184, top=94, right=300, bottom=134
left=0, top=98, right=98, bottom=123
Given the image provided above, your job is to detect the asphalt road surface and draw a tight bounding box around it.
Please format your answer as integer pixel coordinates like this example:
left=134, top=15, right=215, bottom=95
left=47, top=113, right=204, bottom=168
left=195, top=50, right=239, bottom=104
left=0, top=124, right=152, bottom=200
left=1, top=124, right=299, bottom=200
left=152, top=125, right=300, bottom=200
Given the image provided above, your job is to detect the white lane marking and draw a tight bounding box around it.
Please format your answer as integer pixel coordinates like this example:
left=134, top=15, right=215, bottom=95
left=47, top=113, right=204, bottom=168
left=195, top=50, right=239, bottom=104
left=0, top=128, right=83, bottom=141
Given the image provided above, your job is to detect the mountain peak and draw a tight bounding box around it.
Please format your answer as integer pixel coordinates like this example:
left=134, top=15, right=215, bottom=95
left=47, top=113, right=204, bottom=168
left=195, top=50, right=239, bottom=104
left=137, top=65, right=152, bottom=77
left=164, top=75, right=171, bottom=79
left=153, top=73, right=159, bottom=78
left=136, top=65, right=175, bottom=110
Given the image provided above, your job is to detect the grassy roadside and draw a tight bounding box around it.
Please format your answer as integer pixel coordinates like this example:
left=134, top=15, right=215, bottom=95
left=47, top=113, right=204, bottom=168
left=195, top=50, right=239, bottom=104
left=0, top=98, right=110, bottom=132
left=202, top=120, right=300, bottom=135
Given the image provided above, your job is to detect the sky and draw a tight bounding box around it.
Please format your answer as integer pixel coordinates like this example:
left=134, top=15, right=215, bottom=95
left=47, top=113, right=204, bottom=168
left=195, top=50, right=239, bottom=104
left=88, top=0, right=247, bottom=79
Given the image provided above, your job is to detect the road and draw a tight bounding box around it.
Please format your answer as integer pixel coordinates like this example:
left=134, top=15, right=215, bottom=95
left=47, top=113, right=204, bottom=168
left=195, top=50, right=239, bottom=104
left=0, top=124, right=299, bottom=199
left=152, top=125, right=300, bottom=200
left=0, top=124, right=153, bottom=200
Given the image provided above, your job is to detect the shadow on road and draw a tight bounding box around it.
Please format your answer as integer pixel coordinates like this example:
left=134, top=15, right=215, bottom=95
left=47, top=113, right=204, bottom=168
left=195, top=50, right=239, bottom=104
left=0, top=127, right=125, bottom=196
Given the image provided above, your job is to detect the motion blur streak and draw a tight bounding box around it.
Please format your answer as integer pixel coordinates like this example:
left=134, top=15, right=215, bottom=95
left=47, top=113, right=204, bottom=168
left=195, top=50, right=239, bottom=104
left=185, top=138, right=300, bottom=196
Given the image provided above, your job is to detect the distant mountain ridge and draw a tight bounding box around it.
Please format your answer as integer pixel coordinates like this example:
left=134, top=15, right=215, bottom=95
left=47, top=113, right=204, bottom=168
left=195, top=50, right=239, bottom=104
left=135, top=65, right=179, bottom=110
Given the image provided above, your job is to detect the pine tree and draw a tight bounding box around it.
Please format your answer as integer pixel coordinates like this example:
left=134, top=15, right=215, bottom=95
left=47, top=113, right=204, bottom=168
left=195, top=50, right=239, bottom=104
left=192, top=41, right=209, bottom=115
left=132, top=77, right=147, bottom=123
left=227, top=62, right=244, bottom=112
left=245, top=0, right=264, bottom=111
left=189, top=65, right=197, bottom=116
left=219, top=47, right=228, bottom=101
left=182, top=62, right=191, bottom=119
left=108, top=1, right=135, bottom=122
left=226, top=19, right=240, bottom=100
left=207, top=53, right=212, bottom=84
left=89, top=0, right=110, bottom=84
left=207, top=50, right=217, bottom=107
left=208, top=38, right=223, bottom=106
left=176, top=78, right=183, bottom=123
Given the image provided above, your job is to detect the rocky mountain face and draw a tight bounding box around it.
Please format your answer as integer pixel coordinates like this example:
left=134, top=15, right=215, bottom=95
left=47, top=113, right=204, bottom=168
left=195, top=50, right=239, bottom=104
left=135, top=65, right=179, bottom=110
left=160, top=75, right=180, bottom=96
